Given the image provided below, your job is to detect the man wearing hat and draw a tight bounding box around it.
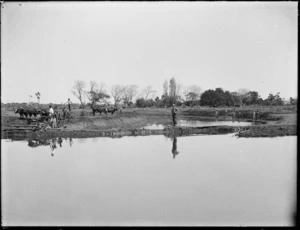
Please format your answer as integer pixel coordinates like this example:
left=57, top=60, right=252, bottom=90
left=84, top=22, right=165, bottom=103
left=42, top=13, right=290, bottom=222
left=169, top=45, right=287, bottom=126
left=171, top=104, right=178, bottom=126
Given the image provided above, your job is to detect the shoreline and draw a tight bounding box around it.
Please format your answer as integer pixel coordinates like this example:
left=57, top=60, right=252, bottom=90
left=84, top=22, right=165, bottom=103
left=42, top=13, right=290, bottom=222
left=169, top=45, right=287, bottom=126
left=2, top=124, right=297, bottom=140
left=2, top=106, right=297, bottom=139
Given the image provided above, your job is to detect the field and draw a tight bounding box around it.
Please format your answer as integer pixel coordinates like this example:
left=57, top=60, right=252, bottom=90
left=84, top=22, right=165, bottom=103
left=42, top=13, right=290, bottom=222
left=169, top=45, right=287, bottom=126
left=1, top=104, right=297, bottom=138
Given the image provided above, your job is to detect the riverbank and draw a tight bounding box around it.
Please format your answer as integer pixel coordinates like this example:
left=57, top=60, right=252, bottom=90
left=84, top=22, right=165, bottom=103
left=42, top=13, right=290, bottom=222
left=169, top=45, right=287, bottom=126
left=1, top=105, right=297, bottom=139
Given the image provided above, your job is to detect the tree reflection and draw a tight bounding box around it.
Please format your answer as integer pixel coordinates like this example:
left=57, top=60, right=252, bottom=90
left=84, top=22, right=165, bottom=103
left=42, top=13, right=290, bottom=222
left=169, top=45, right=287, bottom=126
left=171, top=136, right=179, bottom=159
left=27, top=138, right=50, bottom=148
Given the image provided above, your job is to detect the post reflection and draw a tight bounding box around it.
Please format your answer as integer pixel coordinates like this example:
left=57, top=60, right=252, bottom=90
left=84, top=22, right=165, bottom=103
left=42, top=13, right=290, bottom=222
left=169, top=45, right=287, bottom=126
left=57, top=137, right=63, bottom=147
left=50, top=138, right=57, bottom=157
left=69, top=137, right=73, bottom=147
left=171, top=136, right=179, bottom=159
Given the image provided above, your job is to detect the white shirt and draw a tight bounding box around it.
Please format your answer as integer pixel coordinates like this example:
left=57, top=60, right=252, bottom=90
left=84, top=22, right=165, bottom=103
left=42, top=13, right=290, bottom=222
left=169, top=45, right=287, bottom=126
left=49, top=108, right=54, bottom=115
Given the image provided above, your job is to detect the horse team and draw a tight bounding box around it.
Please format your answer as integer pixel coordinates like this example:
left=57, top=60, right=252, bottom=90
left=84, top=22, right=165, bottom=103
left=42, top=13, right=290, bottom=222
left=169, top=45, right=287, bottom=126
left=91, top=106, right=119, bottom=116
left=14, top=106, right=120, bottom=119
left=14, top=107, right=49, bottom=118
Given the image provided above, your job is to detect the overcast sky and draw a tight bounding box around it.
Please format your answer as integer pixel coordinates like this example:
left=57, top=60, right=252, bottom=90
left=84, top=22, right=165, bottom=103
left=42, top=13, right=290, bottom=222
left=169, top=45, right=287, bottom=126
left=1, top=1, right=298, bottom=104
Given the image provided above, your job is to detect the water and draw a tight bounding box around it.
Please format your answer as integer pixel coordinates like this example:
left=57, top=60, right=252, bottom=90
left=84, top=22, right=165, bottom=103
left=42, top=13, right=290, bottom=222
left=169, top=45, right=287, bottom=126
left=1, top=135, right=296, bottom=226
left=143, top=119, right=253, bottom=129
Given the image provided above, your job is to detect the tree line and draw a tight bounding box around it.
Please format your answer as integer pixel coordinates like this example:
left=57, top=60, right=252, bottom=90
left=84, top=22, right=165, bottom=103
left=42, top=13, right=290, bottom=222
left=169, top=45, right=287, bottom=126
left=70, top=78, right=296, bottom=108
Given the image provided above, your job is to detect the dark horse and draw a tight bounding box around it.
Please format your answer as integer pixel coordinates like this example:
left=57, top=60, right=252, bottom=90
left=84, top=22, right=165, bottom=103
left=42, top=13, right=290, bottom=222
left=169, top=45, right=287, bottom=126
left=91, top=103, right=118, bottom=116
left=91, top=104, right=108, bottom=116
left=15, top=107, right=46, bottom=118
left=107, top=107, right=118, bottom=115
left=15, top=107, right=27, bottom=118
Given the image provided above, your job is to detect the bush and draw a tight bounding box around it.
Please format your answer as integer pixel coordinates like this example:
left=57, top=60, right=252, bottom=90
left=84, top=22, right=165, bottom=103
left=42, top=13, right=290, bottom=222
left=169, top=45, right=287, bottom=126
left=80, top=110, right=86, bottom=116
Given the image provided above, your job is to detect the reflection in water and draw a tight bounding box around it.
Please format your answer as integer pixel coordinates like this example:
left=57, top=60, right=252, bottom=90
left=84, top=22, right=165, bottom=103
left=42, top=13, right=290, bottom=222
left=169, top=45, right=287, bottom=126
left=171, top=136, right=179, bottom=159
left=27, top=139, right=50, bottom=148
left=1, top=135, right=296, bottom=226
left=50, top=138, right=57, bottom=157
left=144, top=120, right=252, bottom=129
left=57, top=138, right=63, bottom=147
left=69, top=137, right=73, bottom=147
left=26, top=137, right=71, bottom=157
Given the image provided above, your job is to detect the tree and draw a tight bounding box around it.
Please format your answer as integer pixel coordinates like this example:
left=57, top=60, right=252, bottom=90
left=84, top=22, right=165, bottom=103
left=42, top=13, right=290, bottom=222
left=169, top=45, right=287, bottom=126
left=242, top=91, right=260, bottom=105
left=237, top=88, right=250, bottom=106
left=123, top=85, right=139, bottom=105
left=267, top=93, right=276, bottom=106
left=98, top=82, right=108, bottom=94
left=290, top=97, right=298, bottom=106
left=169, top=77, right=177, bottom=105
left=274, top=92, right=283, bottom=106
left=111, top=84, right=126, bottom=105
left=224, top=90, right=234, bottom=106
left=230, top=92, right=242, bottom=106
left=163, top=80, right=169, bottom=97
left=71, top=80, right=86, bottom=107
left=140, top=85, right=156, bottom=100
left=215, top=88, right=225, bottom=106
left=136, top=98, right=147, bottom=108
left=169, top=77, right=176, bottom=97
left=86, top=81, right=110, bottom=106
left=200, top=88, right=234, bottom=107
left=175, top=83, right=183, bottom=101
left=200, top=89, right=218, bottom=107
left=35, top=92, right=41, bottom=104
left=185, top=85, right=202, bottom=102
left=85, top=81, right=97, bottom=102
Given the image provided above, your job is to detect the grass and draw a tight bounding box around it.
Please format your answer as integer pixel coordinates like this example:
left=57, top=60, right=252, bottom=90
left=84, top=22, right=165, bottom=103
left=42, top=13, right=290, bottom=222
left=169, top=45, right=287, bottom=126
left=1, top=105, right=297, bottom=138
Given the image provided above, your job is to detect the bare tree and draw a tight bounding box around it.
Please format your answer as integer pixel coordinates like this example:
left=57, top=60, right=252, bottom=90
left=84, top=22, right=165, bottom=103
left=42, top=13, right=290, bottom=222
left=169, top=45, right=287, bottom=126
left=98, top=82, right=108, bottom=94
left=140, top=85, right=156, bottom=100
left=90, top=81, right=97, bottom=92
left=111, top=84, right=126, bottom=106
left=71, top=80, right=86, bottom=107
left=85, top=81, right=98, bottom=103
left=123, top=85, right=139, bottom=105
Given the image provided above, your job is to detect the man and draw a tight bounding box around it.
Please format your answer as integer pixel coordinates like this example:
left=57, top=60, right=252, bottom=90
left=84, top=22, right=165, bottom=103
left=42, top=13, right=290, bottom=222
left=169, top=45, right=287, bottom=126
left=215, top=109, right=219, bottom=118
left=52, top=113, right=58, bottom=128
left=49, top=105, right=54, bottom=127
left=49, top=105, right=54, bottom=117
left=66, top=98, right=72, bottom=111
left=171, top=104, right=178, bottom=126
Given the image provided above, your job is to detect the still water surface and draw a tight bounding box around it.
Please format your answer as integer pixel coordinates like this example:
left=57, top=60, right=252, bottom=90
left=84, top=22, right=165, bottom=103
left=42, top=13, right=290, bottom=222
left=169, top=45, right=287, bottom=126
left=1, top=134, right=296, bottom=226
left=143, top=119, right=253, bottom=129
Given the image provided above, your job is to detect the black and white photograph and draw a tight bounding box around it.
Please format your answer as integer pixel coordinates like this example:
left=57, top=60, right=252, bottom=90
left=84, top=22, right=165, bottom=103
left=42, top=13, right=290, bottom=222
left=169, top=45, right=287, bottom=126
left=1, top=1, right=298, bottom=226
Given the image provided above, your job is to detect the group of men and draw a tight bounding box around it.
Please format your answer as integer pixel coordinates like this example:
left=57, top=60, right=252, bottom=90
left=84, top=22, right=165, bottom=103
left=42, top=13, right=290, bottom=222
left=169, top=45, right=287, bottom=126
left=48, top=98, right=72, bottom=128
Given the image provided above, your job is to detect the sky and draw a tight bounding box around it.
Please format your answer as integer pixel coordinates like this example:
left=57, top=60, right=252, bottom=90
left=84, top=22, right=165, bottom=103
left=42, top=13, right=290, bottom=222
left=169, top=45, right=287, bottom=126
left=1, top=1, right=298, bottom=104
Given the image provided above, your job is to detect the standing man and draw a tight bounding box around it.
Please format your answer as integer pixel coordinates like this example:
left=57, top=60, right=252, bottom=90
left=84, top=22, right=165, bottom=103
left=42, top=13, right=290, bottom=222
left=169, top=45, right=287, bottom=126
left=215, top=109, right=219, bottom=119
left=171, top=104, right=178, bottom=126
left=67, top=98, right=72, bottom=112
left=49, top=105, right=54, bottom=127
left=49, top=105, right=54, bottom=117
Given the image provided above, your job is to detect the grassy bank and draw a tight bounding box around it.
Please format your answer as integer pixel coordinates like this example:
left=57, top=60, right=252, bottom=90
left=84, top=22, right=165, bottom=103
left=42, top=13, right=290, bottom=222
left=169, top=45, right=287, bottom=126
left=1, top=105, right=297, bottom=138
